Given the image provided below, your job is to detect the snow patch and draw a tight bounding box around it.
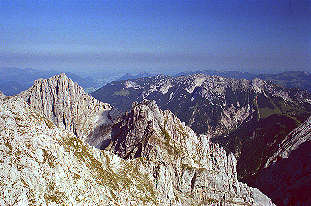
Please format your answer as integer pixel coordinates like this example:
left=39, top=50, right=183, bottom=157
left=185, top=76, right=206, bottom=93
left=169, top=92, right=174, bottom=100
left=159, top=82, right=172, bottom=94
left=124, top=81, right=141, bottom=89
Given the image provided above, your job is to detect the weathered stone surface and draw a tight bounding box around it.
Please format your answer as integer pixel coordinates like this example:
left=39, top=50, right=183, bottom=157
left=99, top=100, right=275, bottom=205
left=0, top=96, right=158, bottom=205
left=19, top=73, right=112, bottom=140
left=2, top=74, right=275, bottom=205
left=0, top=97, right=274, bottom=205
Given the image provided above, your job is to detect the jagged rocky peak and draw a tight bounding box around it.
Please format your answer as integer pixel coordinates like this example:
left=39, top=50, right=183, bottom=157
left=91, top=73, right=311, bottom=196
left=251, top=78, right=266, bottom=93
left=0, top=96, right=161, bottom=205
left=98, top=100, right=275, bottom=205
left=1, top=88, right=274, bottom=205
left=19, top=73, right=112, bottom=140
left=92, top=73, right=311, bottom=136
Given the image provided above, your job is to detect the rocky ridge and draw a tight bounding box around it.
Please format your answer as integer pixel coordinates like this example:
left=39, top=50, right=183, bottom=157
left=91, top=73, right=311, bottom=205
left=92, top=74, right=311, bottom=169
left=19, top=73, right=112, bottom=140
left=249, top=116, right=311, bottom=206
left=0, top=72, right=275, bottom=205
left=0, top=96, right=159, bottom=205
left=265, top=116, right=311, bottom=167
left=94, top=100, right=274, bottom=205
left=92, top=74, right=311, bottom=135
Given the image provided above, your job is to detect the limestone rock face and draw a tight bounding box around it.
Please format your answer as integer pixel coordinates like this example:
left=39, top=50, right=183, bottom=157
left=250, top=116, right=311, bottom=206
left=0, top=96, right=159, bottom=205
left=100, top=100, right=275, bottom=205
left=91, top=74, right=311, bottom=186
left=19, top=73, right=112, bottom=140
left=2, top=74, right=276, bottom=205
left=0, top=95, right=274, bottom=205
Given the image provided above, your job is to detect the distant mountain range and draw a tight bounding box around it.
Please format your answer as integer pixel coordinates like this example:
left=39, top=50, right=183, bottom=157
left=3, top=72, right=311, bottom=205
left=174, top=70, right=257, bottom=80
left=0, top=67, right=100, bottom=95
left=0, top=73, right=275, bottom=205
left=2, top=67, right=310, bottom=96
left=175, top=70, right=311, bottom=91
left=116, top=72, right=157, bottom=81
left=113, top=70, right=311, bottom=93
left=91, top=72, right=311, bottom=205
left=257, top=71, right=311, bottom=92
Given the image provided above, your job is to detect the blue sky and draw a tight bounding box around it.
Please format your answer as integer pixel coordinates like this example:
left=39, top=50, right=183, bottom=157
left=0, top=0, right=310, bottom=74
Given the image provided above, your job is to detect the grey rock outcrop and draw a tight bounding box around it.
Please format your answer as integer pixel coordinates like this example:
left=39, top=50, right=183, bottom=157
left=98, top=100, right=275, bottom=205
left=91, top=73, right=311, bottom=194
left=0, top=96, right=158, bottom=205
left=19, top=73, right=112, bottom=140
left=1, top=86, right=275, bottom=205
left=265, top=116, right=311, bottom=166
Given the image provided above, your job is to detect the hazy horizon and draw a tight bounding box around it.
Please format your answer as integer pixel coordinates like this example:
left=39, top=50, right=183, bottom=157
left=1, top=0, right=310, bottom=74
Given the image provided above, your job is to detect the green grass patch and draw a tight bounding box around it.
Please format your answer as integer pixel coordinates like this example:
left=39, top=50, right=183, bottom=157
left=61, top=135, right=157, bottom=204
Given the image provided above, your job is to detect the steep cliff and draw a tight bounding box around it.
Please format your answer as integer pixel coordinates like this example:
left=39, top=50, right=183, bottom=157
left=95, top=100, right=275, bottom=205
left=0, top=91, right=4, bottom=100
left=0, top=96, right=157, bottom=205
left=0, top=94, right=274, bottom=205
left=19, top=73, right=112, bottom=140
left=91, top=73, right=311, bottom=187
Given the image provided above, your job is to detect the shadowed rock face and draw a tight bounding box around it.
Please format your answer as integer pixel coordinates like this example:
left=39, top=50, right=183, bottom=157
left=248, top=116, right=311, bottom=206
left=18, top=73, right=112, bottom=140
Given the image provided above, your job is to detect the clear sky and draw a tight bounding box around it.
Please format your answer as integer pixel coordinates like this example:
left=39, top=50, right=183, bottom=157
left=0, top=0, right=310, bottom=74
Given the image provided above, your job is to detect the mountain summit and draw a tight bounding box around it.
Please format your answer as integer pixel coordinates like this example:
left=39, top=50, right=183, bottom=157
left=19, top=73, right=112, bottom=140
left=92, top=74, right=311, bottom=136
left=0, top=74, right=275, bottom=205
left=91, top=73, right=311, bottom=205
